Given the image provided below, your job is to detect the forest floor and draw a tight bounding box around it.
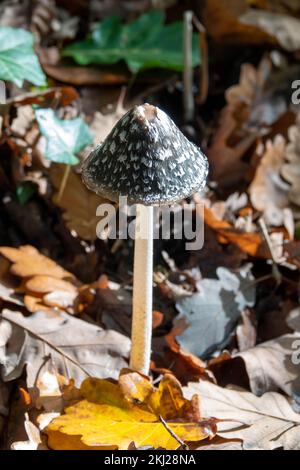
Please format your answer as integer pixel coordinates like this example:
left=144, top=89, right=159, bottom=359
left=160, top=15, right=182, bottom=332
left=1, top=0, right=300, bottom=451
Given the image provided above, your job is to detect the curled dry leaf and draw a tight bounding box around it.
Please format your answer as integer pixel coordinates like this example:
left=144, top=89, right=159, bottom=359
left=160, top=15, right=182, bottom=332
left=0, top=245, right=79, bottom=313
left=282, top=114, right=300, bottom=207
left=11, top=415, right=46, bottom=450
left=184, top=380, right=300, bottom=450
left=90, top=97, right=128, bottom=146
left=45, top=371, right=218, bottom=450
left=240, top=9, right=300, bottom=52
left=0, top=245, right=72, bottom=280
left=201, top=0, right=277, bottom=45
left=249, top=136, right=292, bottom=231
left=236, top=333, right=300, bottom=407
left=5, top=86, right=79, bottom=109
left=207, top=55, right=285, bottom=190
left=202, top=205, right=269, bottom=258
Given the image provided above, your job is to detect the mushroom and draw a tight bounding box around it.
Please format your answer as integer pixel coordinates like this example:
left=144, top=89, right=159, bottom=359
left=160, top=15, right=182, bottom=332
left=82, top=103, right=208, bottom=375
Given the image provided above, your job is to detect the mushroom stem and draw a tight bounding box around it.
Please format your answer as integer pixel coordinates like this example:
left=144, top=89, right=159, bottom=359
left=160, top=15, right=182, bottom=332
left=130, top=203, right=153, bottom=375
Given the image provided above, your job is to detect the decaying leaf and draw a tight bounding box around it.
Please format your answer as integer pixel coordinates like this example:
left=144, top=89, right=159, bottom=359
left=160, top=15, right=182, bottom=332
left=240, top=9, right=300, bottom=51
left=201, top=0, right=277, bottom=45
left=0, top=245, right=79, bottom=313
left=11, top=414, right=46, bottom=450
left=50, top=164, right=110, bottom=241
left=89, top=92, right=128, bottom=145
left=235, top=333, right=300, bottom=408
left=207, top=55, right=288, bottom=190
left=282, top=114, right=300, bottom=207
left=0, top=245, right=72, bottom=280
left=184, top=380, right=300, bottom=450
left=0, top=309, right=130, bottom=387
left=45, top=371, right=218, bottom=450
left=202, top=205, right=269, bottom=258
left=172, top=265, right=255, bottom=358
left=249, top=136, right=291, bottom=229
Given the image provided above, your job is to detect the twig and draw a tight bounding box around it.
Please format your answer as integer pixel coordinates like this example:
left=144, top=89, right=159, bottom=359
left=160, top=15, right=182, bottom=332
left=258, top=217, right=282, bottom=284
left=192, top=15, right=209, bottom=105
left=183, top=11, right=195, bottom=123
left=116, top=86, right=127, bottom=115
left=56, top=164, right=71, bottom=203
left=159, top=415, right=189, bottom=450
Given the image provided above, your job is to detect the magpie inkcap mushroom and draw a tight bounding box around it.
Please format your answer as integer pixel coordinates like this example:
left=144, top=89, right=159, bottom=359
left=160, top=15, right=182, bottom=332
left=82, top=103, right=208, bottom=375
left=82, top=103, right=208, bottom=205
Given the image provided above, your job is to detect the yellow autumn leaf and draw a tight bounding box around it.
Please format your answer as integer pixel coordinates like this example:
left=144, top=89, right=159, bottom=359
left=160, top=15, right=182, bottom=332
left=45, top=372, right=217, bottom=450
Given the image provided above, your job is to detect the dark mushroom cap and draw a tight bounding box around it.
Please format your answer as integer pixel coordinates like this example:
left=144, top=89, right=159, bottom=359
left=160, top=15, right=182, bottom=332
left=82, top=103, right=208, bottom=205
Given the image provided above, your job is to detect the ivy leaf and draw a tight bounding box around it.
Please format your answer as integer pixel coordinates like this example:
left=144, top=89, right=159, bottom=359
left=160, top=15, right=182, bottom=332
left=62, top=11, right=201, bottom=74
left=35, top=109, right=93, bottom=165
left=0, top=27, right=46, bottom=87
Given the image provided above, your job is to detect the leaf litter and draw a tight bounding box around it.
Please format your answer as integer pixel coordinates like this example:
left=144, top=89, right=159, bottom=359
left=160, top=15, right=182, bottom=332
left=1, top=0, right=300, bottom=452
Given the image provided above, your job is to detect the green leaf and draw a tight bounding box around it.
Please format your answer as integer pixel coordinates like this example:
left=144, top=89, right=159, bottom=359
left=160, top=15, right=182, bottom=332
left=35, top=109, right=93, bottom=165
left=0, top=27, right=46, bottom=87
left=16, top=182, right=36, bottom=205
left=62, top=11, right=201, bottom=73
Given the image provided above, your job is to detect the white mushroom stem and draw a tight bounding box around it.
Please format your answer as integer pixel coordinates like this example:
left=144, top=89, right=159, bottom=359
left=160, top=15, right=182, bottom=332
left=130, top=203, right=153, bottom=375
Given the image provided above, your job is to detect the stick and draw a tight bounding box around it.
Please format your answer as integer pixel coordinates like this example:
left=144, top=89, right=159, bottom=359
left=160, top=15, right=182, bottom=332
left=258, top=217, right=282, bottom=283
left=183, top=11, right=195, bottom=123
left=159, top=415, right=189, bottom=450
left=56, top=164, right=71, bottom=203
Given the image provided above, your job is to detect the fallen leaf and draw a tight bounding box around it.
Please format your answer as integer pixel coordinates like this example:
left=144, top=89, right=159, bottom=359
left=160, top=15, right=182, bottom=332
left=63, top=11, right=200, bottom=74
left=11, top=414, right=46, bottom=450
left=236, top=309, right=257, bottom=352
left=35, top=108, right=92, bottom=165
left=207, top=55, right=288, bottom=191
left=0, top=245, right=78, bottom=313
left=0, top=309, right=130, bottom=386
left=172, top=265, right=255, bottom=358
left=201, top=0, right=278, bottom=45
left=249, top=136, right=291, bottom=228
left=184, top=380, right=300, bottom=450
left=0, top=245, right=73, bottom=279
left=0, top=281, right=23, bottom=307
left=45, top=371, right=217, bottom=450
left=49, top=164, right=109, bottom=241
left=42, top=64, right=130, bottom=86
left=203, top=205, right=269, bottom=258
left=89, top=94, right=128, bottom=145
left=5, top=86, right=78, bottom=109
left=0, top=26, right=46, bottom=87
left=235, top=333, right=300, bottom=408
left=240, top=9, right=300, bottom=51
left=282, top=113, right=300, bottom=207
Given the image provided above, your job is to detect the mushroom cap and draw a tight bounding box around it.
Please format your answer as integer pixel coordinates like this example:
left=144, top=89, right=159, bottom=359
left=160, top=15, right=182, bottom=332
left=82, top=103, right=208, bottom=205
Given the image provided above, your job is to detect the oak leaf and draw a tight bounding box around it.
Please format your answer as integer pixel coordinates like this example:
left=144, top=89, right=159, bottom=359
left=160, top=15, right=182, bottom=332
left=184, top=380, right=300, bottom=450
left=45, top=372, right=217, bottom=450
left=0, top=245, right=72, bottom=280
left=249, top=136, right=292, bottom=232
left=0, top=245, right=78, bottom=313
left=202, top=206, right=269, bottom=258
